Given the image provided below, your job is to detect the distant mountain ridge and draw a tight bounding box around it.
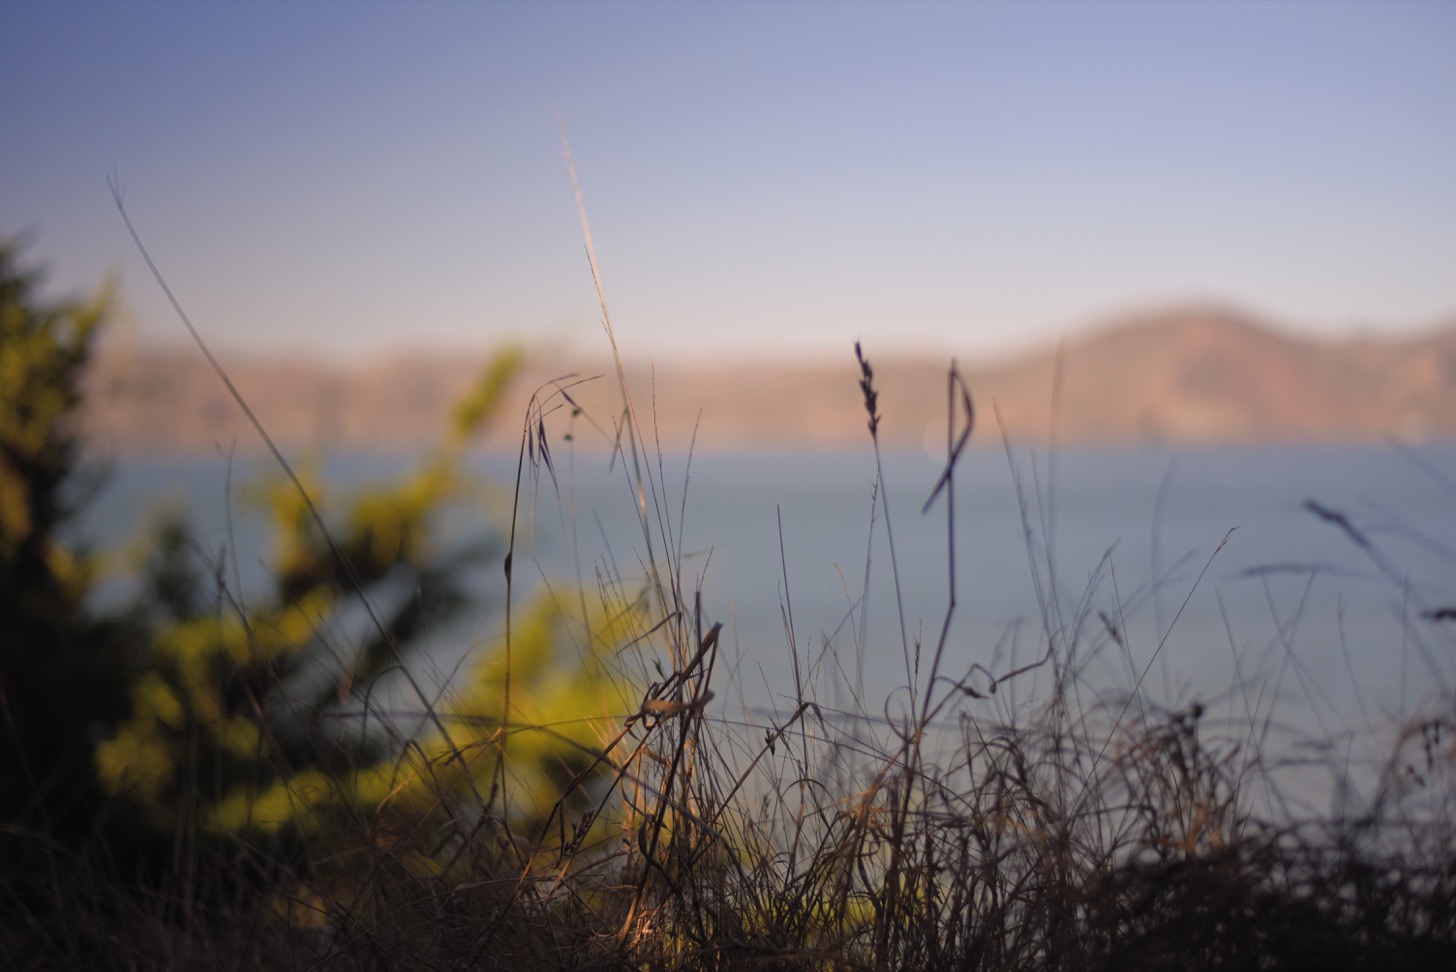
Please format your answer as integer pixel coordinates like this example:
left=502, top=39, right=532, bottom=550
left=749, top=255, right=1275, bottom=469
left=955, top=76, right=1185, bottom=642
left=81, top=307, right=1456, bottom=454
left=973, top=307, right=1456, bottom=445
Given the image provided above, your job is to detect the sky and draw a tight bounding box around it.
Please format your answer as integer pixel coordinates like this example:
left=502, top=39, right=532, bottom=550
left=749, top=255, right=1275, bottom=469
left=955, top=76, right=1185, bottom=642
left=2, top=0, right=1454, bottom=365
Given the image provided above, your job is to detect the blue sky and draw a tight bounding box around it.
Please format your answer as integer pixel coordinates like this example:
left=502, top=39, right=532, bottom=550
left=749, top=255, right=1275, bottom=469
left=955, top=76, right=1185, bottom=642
left=2, top=1, right=1453, bottom=363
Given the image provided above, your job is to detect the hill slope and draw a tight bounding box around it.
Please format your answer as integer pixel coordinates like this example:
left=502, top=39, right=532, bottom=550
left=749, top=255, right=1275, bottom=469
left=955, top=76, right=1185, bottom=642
left=82, top=307, right=1456, bottom=453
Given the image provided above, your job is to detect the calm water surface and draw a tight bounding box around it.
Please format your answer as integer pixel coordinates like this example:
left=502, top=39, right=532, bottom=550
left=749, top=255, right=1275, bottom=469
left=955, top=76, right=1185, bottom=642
left=78, top=443, right=1456, bottom=772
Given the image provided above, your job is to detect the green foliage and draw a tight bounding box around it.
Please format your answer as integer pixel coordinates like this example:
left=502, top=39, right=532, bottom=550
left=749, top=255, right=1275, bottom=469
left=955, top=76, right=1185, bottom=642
left=2, top=237, right=636, bottom=954
left=93, top=351, right=520, bottom=832
left=449, top=344, right=524, bottom=447
left=85, top=336, right=635, bottom=849
left=0, top=238, right=136, bottom=837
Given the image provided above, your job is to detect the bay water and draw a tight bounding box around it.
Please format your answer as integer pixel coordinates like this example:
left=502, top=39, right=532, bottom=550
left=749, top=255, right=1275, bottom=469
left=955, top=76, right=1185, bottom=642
left=76, top=442, right=1456, bottom=803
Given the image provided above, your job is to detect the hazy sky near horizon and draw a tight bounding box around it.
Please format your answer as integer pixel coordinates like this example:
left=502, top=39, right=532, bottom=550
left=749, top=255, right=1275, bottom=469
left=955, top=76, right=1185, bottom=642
left=3, top=1, right=1454, bottom=364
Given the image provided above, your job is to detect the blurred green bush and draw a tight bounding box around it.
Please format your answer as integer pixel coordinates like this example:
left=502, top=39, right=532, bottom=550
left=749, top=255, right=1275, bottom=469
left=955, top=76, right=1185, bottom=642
left=2, top=236, right=629, bottom=924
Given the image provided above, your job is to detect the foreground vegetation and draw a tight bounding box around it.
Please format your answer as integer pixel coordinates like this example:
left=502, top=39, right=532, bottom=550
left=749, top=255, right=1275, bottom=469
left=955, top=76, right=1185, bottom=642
left=5, top=224, right=1456, bottom=971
